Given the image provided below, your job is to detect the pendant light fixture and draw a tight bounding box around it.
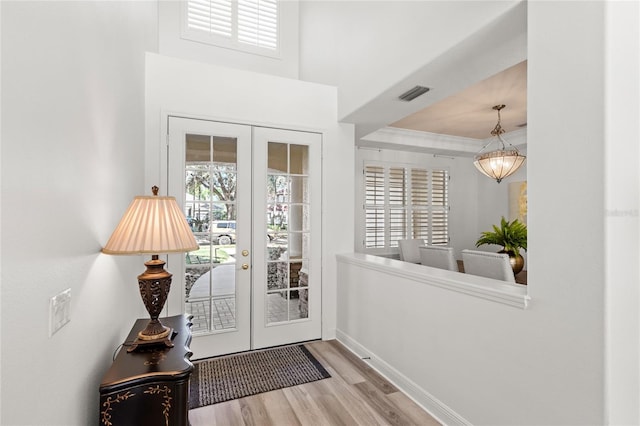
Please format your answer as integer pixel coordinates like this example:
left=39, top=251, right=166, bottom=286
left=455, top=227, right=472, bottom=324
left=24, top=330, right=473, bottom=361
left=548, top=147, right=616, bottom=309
left=473, top=104, right=526, bottom=183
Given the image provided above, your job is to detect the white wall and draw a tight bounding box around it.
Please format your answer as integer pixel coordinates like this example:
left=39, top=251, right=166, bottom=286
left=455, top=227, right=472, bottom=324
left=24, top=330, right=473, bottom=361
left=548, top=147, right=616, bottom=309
left=336, top=1, right=638, bottom=424
left=527, top=0, right=608, bottom=419
left=476, top=163, right=527, bottom=230
left=1, top=1, right=4, bottom=417
left=144, top=53, right=354, bottom=342
left=604, top=1, right=640, bottom=423
left=1, top=1, right=156, bottom=425
left=158, top=0, right=300, bottom=79
left=299, top=0, right=522, bottom=120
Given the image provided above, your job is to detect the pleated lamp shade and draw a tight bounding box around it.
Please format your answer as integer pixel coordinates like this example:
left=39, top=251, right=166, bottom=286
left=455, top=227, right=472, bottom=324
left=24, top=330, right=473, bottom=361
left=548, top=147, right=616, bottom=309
left=103, top=194, right=198, bottom=255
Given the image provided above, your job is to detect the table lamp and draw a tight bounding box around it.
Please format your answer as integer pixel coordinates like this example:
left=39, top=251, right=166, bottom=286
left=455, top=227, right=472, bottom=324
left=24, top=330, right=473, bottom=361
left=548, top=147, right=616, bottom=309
left=102, top=186, right=198, bottom=352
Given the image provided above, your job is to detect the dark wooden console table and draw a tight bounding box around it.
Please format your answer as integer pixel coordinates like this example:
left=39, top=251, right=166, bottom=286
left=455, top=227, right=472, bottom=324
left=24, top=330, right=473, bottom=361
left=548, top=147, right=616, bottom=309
left=99, top=314, right=193, bottom=426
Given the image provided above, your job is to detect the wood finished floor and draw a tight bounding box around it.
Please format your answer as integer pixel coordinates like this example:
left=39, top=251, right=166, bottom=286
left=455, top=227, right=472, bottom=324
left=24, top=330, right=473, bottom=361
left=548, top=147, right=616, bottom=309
left=189, top=340, right=441, bottom=426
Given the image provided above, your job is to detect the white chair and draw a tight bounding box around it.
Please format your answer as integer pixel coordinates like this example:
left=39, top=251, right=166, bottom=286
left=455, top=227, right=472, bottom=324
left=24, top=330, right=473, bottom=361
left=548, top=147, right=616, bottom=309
left=419, top=246, right=458, bottom=271
left=461, top=249, right=515, bottom=282
left=398, top=239, right=425, bottom=263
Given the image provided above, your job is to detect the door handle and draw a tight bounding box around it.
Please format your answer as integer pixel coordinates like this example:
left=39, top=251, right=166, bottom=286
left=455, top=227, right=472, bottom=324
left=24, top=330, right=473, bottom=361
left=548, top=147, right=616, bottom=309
left=242, top=250, right=249, bottom=257
left=242, top=263, right=249, bottom=270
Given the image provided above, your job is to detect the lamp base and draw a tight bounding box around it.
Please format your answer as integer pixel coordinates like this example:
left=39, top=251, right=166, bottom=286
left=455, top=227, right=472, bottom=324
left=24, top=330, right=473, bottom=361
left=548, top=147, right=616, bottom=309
left=127, top=255, right=176, bottom=353
left=127, top=327, right=174, bottom=352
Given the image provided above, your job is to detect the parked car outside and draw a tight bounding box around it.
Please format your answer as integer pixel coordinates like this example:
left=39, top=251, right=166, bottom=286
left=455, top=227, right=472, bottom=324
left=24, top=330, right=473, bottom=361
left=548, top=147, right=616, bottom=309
left=210, top=220, right=236, bottom=245
left=208, top=220, right=276, bottom=245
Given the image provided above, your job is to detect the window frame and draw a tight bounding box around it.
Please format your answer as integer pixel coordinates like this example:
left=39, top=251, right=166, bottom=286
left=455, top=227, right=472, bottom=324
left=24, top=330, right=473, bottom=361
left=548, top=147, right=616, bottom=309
left=181, top=0, right=282, bottom=59
left=361, top=160, right=450, bottom=254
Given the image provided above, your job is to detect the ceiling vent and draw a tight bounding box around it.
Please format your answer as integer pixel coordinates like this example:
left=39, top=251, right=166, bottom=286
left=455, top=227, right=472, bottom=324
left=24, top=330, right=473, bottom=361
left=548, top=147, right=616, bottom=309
left=398, top=85, right=430, bottom=102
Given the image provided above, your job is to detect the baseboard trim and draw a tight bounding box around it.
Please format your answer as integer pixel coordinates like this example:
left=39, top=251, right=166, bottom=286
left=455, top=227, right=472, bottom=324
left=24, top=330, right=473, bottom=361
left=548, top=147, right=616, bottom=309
left=336, top=329, right=471, bottom=426
left=322, top=326, right=336, bottom=341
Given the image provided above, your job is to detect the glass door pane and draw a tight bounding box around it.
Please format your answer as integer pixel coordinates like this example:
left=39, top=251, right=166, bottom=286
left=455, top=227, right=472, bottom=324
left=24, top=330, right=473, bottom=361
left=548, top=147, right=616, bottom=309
left=184, top=135, right=239, bottom=333
left=252, top=127, right=321, bottom=349
left=168, top=117, right=252, bottom=359
left=266, top=142, right=310, bottom=324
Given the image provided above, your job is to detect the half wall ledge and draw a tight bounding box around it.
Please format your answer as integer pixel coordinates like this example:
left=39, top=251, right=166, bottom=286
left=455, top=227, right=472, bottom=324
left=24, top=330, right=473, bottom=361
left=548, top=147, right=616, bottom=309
left=336, top=253, right=530, bottom=309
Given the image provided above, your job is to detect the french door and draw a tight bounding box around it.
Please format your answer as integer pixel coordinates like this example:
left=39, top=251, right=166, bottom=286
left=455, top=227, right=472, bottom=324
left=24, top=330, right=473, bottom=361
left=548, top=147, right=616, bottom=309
left=167, top=117, right=321, bottom=358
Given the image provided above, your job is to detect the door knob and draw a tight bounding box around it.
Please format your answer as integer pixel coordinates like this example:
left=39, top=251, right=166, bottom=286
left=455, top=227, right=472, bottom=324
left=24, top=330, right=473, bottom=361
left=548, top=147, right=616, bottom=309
left=242, top=250, right=249, bottom=257
left=242, top=263, right=249, bottom=270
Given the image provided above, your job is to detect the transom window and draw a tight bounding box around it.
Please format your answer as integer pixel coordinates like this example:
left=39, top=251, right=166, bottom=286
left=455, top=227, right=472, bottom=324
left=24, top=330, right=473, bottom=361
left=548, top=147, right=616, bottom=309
left=183, top=0, right=279, bottom=55
left=363, top=163, right=449, bottom=250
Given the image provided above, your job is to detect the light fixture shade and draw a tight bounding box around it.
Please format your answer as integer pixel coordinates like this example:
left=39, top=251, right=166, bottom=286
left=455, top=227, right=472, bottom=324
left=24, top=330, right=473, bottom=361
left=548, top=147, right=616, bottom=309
left=473, top=149, right=526, bottom=183
left=102, top=195, right=198, bottom=255
left=473, top=104, right=526, bottom=183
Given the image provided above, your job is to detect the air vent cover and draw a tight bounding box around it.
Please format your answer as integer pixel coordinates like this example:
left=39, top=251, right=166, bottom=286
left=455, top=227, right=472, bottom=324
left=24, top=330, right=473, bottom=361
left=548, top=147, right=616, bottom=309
left=398, top=86, right=430, bottom=102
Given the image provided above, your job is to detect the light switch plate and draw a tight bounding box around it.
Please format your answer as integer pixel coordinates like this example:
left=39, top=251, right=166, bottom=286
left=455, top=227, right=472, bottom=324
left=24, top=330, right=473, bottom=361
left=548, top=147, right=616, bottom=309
left=49, top=288, right=71, bottom=337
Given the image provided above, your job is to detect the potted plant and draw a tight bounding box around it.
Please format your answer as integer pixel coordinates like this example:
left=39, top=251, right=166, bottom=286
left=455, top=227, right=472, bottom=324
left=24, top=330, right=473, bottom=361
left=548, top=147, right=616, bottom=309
left=476, top=216, right=527, bottom=274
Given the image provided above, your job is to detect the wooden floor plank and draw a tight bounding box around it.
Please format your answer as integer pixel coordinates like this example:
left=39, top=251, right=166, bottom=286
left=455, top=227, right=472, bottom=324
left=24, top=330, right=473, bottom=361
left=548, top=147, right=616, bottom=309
left=189, top=340, right=441, bottom=426
left=328, top=340, right=399, bottom=394
left=258, top=390, right=303, bottom=426
left=238, top=395, right=271, bottom=426
left=353, top=381, right=417, bottom=426
left=282, top=383, right=336, bottom=426
left=387, top=392, right=442, bottom=426
left=189, top=398, right=245, bottom=426
left=301, top=343, right=343, bottom=382
left=305, top=340, right=367, bottom=385
left=303, top=380, right=360, bottom=426
left=308, top=364, right=391, bottom=426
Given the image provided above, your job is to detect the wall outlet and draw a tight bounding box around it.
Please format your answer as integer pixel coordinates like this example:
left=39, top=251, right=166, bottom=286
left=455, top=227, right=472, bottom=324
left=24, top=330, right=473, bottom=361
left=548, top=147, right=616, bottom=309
left=49, top=288, right=71, bottom=337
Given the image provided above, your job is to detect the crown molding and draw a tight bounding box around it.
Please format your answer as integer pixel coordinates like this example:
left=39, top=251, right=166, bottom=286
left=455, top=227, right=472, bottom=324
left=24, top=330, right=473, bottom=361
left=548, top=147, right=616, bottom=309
left=358, top=126, right=527, bottom=157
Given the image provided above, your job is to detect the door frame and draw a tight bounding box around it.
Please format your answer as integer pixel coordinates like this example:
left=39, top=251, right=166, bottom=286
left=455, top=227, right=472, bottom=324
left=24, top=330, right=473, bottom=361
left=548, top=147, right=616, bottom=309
left=251, top=126, right=323, bottom=350
left=162, top=114, right=323, bottom=358
left=166, top=116, right=253, bottom=357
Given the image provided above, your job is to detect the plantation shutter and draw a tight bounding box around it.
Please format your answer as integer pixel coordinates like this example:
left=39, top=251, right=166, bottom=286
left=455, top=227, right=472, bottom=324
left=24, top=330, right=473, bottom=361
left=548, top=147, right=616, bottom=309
left=363, top=164, right=449, bottom=250
left=238, top=0, right=278, bottom=50
left=410, top=168, right=429, bottom=241
left=364, top=165, right=385, bottom=248
left=430, top=170, right=449, bottom=245
left=186, top=0, right=233, bottom=37
left=388, top=167, right=406, bottom=247
left=185, top=0, right=279, bottom=51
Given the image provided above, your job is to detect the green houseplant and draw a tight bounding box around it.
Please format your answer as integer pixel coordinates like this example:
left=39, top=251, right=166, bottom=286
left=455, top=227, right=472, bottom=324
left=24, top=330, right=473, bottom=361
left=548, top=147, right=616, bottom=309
left=476, top=216, right=527, bottom=274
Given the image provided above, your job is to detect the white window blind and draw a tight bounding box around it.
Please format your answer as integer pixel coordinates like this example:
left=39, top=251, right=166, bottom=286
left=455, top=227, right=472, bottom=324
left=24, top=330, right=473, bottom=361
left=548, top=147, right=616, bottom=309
left=430, top=170, right=449, bottom=245
left=388, top=167, right=407, bottom=247
left=363, top=164, right=449, bottom=249
left=238, top=0, right=278, bottom=49
left=185, top=0, right=279, bottom=52
left=364, top=166, right=385, bottom=248
left=410, top=168, right=429, bottom=242
left=187, top=0, right=233, bottom=37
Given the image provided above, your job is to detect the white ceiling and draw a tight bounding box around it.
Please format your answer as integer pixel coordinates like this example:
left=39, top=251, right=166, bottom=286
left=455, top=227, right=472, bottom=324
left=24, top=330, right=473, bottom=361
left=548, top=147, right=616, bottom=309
left=340, top=2, right=528, bottom=154
left=390, top=60, right=527, bottom=140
